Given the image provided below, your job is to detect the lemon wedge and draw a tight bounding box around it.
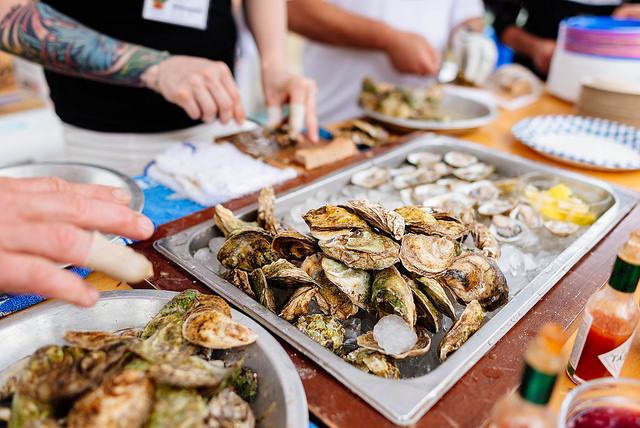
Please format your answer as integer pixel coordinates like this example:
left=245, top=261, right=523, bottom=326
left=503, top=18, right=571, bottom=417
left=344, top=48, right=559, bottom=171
left=523, top=183, right=596, bottom=225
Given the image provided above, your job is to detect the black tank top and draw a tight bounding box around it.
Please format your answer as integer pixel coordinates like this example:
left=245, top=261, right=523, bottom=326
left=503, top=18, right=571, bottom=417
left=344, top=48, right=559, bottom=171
left=43, top=0, right=237, bottom=132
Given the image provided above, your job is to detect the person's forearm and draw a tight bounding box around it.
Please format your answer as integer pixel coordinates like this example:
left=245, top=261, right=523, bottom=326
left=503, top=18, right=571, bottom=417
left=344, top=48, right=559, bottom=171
left=0, top=1, right=167, bottom=86
left=501, top=25, right=546, bottom=58
left=287, top=0, right=392, bottom=51
left=244, top=0, right=287, bottom=70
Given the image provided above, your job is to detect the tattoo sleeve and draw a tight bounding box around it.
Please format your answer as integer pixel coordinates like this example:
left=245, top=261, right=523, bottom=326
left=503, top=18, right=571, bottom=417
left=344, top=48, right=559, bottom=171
left=0, top=2, right=168, bottom=86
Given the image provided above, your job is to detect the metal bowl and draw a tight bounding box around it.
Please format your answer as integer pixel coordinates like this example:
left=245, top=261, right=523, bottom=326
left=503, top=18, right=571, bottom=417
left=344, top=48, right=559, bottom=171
left=0, top=289, right=308, bottom=428
left=0, top=161, right=144, bottom=212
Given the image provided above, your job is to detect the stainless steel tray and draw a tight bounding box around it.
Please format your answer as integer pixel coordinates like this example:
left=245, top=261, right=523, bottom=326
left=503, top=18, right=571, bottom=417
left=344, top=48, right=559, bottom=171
left=154, top=134, right=637, bottom=425
left=0, top=289, right=308, bottom=428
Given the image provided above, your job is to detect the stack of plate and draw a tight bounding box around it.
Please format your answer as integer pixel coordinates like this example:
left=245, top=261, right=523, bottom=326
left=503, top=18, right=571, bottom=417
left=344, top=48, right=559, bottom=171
left=575, top=77, right=640, bottom=128
left=547, top=17, right=640, bottom=102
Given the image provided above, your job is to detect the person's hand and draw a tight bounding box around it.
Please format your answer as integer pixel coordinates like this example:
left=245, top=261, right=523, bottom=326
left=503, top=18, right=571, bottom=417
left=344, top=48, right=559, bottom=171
left=451, top=29, right=498, bottom=85
left=613, top=4, right=640, bottom=19
left=530, top=38, right=556, bottom=76
left=383, top=30, right=441, bottom=76
left=0, top=177, right=155, bottom=307
left=141, top=55, right=246, bottom=125
left=262, top=66, right=318, bottom=143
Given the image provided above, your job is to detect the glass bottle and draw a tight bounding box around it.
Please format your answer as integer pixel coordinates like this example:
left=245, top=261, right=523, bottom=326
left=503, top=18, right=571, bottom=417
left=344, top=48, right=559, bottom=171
left=488, top=323, right=566, bottom=428
left=567, top=230, right=640, bottom=385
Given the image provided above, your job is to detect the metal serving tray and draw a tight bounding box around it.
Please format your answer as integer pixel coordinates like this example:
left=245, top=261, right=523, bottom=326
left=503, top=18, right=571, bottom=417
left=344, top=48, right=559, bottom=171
left=154, top=134, right=637, bottom=425
left=0, top=290, right=308, bottom=428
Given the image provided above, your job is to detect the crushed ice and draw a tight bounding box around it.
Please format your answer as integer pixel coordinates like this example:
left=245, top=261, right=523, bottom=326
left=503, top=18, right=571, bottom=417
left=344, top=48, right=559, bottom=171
left=373, top=315, right=418, bottom=355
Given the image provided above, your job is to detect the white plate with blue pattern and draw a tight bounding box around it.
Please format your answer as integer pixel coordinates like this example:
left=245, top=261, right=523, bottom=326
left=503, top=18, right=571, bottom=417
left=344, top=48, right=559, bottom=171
left=512, top=115, right=640, bottom=171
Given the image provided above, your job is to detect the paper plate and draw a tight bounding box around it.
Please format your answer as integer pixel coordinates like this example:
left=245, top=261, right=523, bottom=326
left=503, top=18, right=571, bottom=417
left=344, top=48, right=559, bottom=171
left=511, top=115, right=640, bottom=171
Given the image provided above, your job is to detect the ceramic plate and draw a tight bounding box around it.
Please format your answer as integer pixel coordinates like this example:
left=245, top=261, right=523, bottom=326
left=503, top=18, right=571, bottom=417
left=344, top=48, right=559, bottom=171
left=363, top=92, right=498, bottom=133
left=512, top=115, right=640, bottom=171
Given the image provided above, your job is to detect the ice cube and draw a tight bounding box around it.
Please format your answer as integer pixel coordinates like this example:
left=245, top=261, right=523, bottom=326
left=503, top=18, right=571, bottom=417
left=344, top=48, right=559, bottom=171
left=193, top=248, right=216, bottom=265
left=373, top=315, right=417, bottom=355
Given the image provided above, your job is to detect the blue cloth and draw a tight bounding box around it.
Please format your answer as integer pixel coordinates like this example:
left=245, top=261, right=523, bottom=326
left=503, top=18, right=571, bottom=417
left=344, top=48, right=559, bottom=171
left=0, top=175, right=207, bottom=318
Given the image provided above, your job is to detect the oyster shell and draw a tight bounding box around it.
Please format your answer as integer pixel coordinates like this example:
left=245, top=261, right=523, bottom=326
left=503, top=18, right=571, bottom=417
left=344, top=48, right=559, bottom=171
left=303, top=205, right=370, bottom=231
left=453, top=162, right=495, bottom=181
left=261, top=258, right=317, bottom=288
left=544, top=220, right=579, bottom=237
left=279, top=285, right=318, bottom=321
left=248, top=268, right=277, bottom=313
left=146, top=384, right=207, bottom=428
left=141, top=289, right=200, bottom=339
left=182, top=295, right=259, bottom=349
left=414, top=276, right=457, bottom=321
left=66, top=369, right=153, bottom=428
left=217, top=227, right=277, bottom=272
left=490, top=214, right=528, bottom=242
left=347, top=199, right=405, bottom=240
left=406, top=151, right=442, bottom=166
left=221, top=269, right=255, bottom=298
left=370, top=266, right=416, bottom=327
left=392, top=165, right=449, bottom=189
left=257, top=185, right=284, bottom=235
left=400, top=234, right=456, bottom=277
left=399, top=183, right=448, bottom=205
left=295, top=314, right=345, bottom=352
left=205, top=388, right=255, bottom=428
left=458, top=180, right=500, bottom=205
left=343, top=348, right=400, bottom=379
left=510, top=202, right=543, bottom=230
left=356, top=326, right=431, bottom=359
left=439, top=252, right=508, bottom=311
left=407, top=277, right=439, bottom=333
left=271, top=229, right=319, bottom=261
left=438, top=300, right=484, bottom=361
left=8, top=390, right=55, bottom=427
left=350, top=166, right=391, bottom=189
left=422, top=191, right=476, bottom=212
left=469, top=221, right=500, bottom=259
left=477, top=198, right=516, bottom=216
left=321, top=256, right=372, bottom=311
left=443, top=151, right=478, bottom=168
left=63, top=330, right=138, bottom=351
left=213, top=204, right=258, bottom=237
left=147, top=357, right=238, bottom=389
left=318, top=228, right=400, bottom=271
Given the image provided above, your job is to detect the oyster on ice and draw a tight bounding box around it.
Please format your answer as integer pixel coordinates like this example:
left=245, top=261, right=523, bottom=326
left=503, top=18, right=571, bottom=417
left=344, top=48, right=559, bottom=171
left=302, top=253, right=358, bottom=320
left=257, top=185, right=284, bottom=235
left=248, top=268, right=277, bottom=313
left=400, top=234, right=457, bottom=277
left=217, top=227, right=277, bottom=272
left=439, top=252, right=508, bottom=311
left=370, top=266, right=416, bottom=327
left=407, top=277, right=439, bottom=333
left=443, top=151, right=478, bottom=168
left=279, top=285, right=318, bottom=321
left=344, top=348, right=400, bottom=379
left=303, top=205, right=370, bottom=232
left=261, top=258, right=317, bottom=288
left=271, top=229, right=319, bottom=261
left=321, top=256, right=372, bottom=311
left=295, top=314, right=345, bottom=352
left=350, top=166, right=391, bottom=189
left=347, top=199, right=405, bottom=240
left=438, top=300, right=484, bottom=361
left=319, top=228, right=400, bottom=271
left=213, top=204, right=258, bottom=237
left=414, top=276, right=456, bottom=321
left=356, top=326, right=431, bottom=359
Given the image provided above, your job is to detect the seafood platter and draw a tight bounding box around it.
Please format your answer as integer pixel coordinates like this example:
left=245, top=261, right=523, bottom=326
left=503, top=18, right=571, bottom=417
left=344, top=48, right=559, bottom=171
left=154, top=134, right=636, bottom=425
left=0, top=289, right=308, bottom=428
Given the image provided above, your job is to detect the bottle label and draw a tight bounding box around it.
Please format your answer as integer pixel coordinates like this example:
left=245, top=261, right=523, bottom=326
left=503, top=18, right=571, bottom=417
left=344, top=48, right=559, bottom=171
left=598, top=330, right=636, bottom=378
left=567, top=310, right=593, bottom=376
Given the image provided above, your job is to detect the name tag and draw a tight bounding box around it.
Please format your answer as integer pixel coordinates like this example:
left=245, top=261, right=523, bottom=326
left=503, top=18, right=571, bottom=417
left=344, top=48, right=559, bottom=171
left=142, top=0, right=210, bottom=30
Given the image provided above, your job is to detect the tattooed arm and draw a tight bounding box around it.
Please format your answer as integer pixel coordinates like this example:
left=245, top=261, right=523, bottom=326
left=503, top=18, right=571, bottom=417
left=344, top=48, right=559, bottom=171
left=0, top=0, right=245, bottom=123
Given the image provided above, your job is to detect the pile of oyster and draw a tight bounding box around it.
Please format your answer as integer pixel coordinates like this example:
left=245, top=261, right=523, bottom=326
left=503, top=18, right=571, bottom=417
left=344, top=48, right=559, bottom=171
left=214, top=186, right=509, bottom=379
left=1, top=290, right=259, bottom=427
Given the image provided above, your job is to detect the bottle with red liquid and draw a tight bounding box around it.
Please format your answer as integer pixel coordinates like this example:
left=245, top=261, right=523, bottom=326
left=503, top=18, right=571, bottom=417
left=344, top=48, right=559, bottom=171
left=488, top=323, right=566, bottom=428
left=567, top=230, right=640, bottom=384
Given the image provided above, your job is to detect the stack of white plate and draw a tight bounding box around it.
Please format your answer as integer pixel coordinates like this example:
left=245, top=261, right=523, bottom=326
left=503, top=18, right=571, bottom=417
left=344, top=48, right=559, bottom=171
left=575, top=77, right=640, bottom=128
left=547, top=17, right=640, bottom=103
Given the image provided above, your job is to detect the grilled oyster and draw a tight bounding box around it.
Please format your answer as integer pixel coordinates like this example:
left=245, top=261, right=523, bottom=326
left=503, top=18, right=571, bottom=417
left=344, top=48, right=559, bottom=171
left=295, top=314, right=345, bottom=352
left=271, top=230, right=319, bottom=261
left=261, top=258, right=316, bottom=288
left=182, top=295, right=258, bottom=349
left=439, top=252, right=508, bottom=312
left=438, top=300, right=484, bottom=361
left=347, top=199, right=405, bottom=240
left=321, top=256, right=372, bottom=311
left=217, top=228, right=277, bottom=272
left=400, top=234, right=456, bottom=277
left=279, top=285, right=318, bottom=321
left=344, top=348, right=400, bottom=379
left=257, top=185, right=284, bottom=235
left=319, top=228, right=400, bottom=271
left=370, top=266, right=416, bottom=327
left=145, top=384, right=207, bottom=428
left=356, top=326, right=431, bottom=359
left=213, top=204, right=258, bottom=237
left=205, top=388, right=255, bottom=428
left=66, top=369, right=153, bottom=428
left=142, top=289, right=200, bottom=339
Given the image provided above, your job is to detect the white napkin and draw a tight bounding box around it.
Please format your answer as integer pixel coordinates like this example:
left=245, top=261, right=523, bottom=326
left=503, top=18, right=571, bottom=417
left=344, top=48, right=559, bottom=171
left=147, top=141, right=297, bottom=206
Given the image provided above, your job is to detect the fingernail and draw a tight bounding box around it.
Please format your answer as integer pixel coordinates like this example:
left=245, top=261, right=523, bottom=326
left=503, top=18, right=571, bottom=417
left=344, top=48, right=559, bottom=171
left=112, top=188, right=131, bottom=203
left=138, top=216, right=155, bottom=236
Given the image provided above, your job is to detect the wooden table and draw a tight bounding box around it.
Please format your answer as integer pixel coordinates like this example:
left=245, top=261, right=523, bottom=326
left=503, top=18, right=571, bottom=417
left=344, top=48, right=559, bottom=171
left=89, top=90, right=640, bottom=427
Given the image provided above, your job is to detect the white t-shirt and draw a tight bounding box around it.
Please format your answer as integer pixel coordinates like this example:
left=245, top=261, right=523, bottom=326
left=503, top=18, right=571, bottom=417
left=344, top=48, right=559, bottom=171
left=302, top=0, right=485, bottom=124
